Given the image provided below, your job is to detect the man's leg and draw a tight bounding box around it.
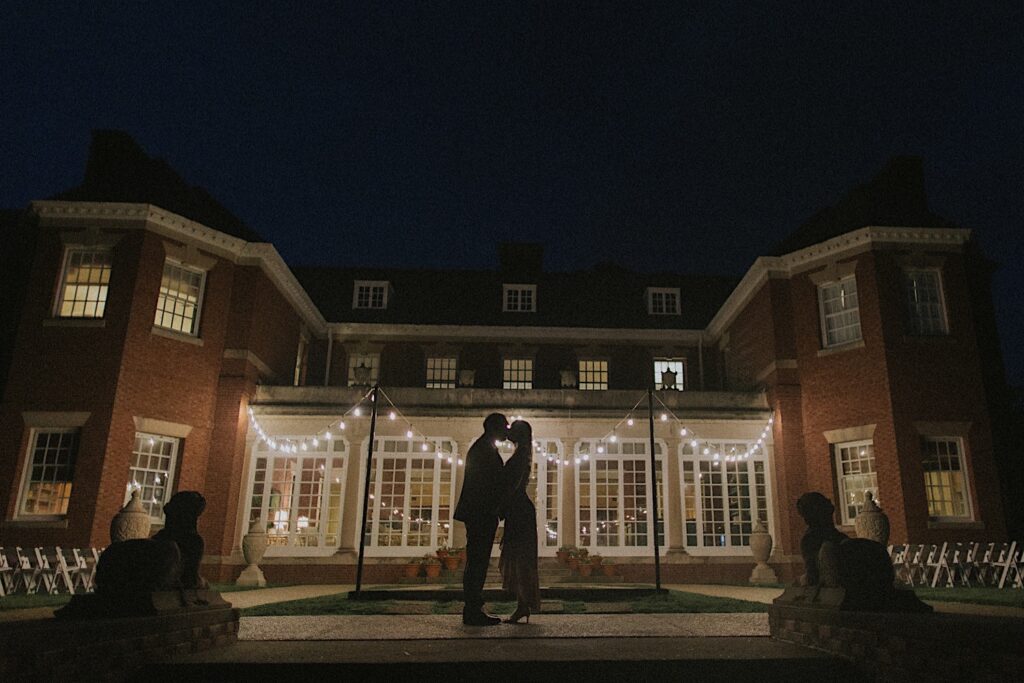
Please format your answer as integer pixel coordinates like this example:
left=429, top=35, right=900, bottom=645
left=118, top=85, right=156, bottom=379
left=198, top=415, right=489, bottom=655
left=463, top=516, right=498, bottom=615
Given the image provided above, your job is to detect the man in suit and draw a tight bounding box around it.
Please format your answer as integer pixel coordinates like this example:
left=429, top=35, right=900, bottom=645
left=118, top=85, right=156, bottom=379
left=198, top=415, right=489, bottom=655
left=454, top=412, right=509, bottom=625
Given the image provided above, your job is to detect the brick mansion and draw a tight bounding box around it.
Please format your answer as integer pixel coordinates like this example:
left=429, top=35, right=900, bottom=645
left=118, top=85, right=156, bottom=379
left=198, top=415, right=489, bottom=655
left=0, top=132, right=1013, bottom=583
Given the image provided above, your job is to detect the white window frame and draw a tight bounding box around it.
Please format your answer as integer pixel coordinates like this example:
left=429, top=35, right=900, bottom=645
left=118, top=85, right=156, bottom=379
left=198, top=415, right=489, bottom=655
left=16, top=428, right=79, bottom=520
left=348, top=352, right=381, bottom=386
left=245, top=436, right=350, bottom=557
left=126, top=432, right=181, bottom=522
left=834, top=439, right=877, bottom=525
left=904, top=268, right=949, bottom=336
left=352, top=280, right=390, bottom=310
left=817, top=276, right=862, bottom=348
left=921, top=436, right=973, bottom=521
left=502, top=357, right=534, bottom=389
left=574, top=439, right=668, bottom=556
left=577, top=359, right=609, bottom=391
left=54, top=247, right=113, bottom=319
left=425, top=356, right=458, bottom=389
left=154, top=258, right=207, bottom=337
left=358, top=437, right=459, bottom=556
left=502, top=284, right=537, bottom=313
left=496, top=439, right=563, bottom=555
left=654, top=359, right=686, bottom=390
left=647, top=287, right=681, bottom=315
left=678, top=440, right=772, bottom=555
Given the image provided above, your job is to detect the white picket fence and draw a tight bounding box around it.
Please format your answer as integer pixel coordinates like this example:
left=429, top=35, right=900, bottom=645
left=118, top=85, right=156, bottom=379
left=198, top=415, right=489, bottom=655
left=888, top=542, right=1023, bottom=589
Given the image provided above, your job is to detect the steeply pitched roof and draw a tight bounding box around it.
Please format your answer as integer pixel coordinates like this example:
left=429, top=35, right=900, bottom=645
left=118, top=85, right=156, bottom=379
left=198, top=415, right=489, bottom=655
left=772, top=156, right=956, bottom=256
left=294, top=263, right=738, bottom=329
left=55, top=130, right=263, bottom=243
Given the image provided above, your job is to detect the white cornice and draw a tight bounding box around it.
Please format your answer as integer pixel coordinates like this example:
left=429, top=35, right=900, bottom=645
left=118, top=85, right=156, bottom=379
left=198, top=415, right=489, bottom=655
left=705, top=226, right=971, bottom=338
left=330, top=322, right=706, bottom=345
left=32, top=201, right=327, bottom=336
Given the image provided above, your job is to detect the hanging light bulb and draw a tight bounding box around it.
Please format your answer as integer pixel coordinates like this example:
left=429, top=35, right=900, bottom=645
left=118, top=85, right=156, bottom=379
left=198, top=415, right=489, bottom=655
left=312, top=437, right=319, bottom=447
left=660, top=413, right=668, bottom=421
left=627, top=418, right=634, bottom=427
left=325, top=431, right=332, bottom=440
left=457, top=458, right=464, bottom=466
left=406, top=430, right=414, bottom=439
left=609, top=434, right=617, bottom=443
left=353, top=408, right=362, bottom=417
left=339, top=421, right=346, bottom=430
left=301, top=442, right=308, bottom=451
left=388, top=411, right=396, bottom=420
left=597, top=445, right=605, bottom=454
left=421, top=443, right=429, bottom=452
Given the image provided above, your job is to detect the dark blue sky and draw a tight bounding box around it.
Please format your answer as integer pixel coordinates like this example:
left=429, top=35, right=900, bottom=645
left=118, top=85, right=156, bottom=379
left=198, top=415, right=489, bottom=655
left=2, top=3, right=1022, bottom=383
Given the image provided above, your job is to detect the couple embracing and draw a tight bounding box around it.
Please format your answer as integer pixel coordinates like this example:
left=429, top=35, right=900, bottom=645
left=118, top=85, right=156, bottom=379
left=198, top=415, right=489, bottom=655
left=453, top=413, right=541, bottom=626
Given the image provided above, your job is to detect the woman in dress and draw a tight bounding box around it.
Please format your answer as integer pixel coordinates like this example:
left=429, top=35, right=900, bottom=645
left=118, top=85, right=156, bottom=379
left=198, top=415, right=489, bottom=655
left=499, top=419, right=541, bottom=623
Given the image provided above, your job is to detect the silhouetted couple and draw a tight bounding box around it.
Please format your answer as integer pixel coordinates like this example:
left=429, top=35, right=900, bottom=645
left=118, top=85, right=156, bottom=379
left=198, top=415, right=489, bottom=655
left=453, top=413, right=541, bottom=626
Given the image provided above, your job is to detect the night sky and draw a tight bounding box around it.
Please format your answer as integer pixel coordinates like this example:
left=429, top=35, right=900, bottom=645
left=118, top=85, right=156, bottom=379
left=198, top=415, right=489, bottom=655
left=2, top=4, right=1022, bottom=384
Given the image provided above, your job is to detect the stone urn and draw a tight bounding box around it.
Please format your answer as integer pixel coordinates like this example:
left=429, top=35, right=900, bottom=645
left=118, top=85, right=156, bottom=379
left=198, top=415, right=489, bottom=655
left=748, top=521, right=779, bottom=585
left=237, top=519, right=269, bottom=587
left=458, top=369, right=475, bottom=387
left=110, top=488, right=152, bottom=543
left=854, top=491, right=890, bottom=545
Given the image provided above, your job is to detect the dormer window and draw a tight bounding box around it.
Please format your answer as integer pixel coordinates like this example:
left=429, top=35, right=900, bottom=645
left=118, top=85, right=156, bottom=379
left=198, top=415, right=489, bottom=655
left=503, top=284, right=536, bottom=313
left=647, top=288, right=680, bottom=315
left=353, top=280, right=389, bottom=310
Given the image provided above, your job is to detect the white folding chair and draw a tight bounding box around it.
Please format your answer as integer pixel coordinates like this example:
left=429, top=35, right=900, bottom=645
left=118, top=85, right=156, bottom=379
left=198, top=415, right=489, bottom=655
left=975, top=542, right=996, bottom=586
left=55, top=547, right=84, bottom=593
left=925, top=543, right=948, bottom=587
left=34, top=547, right=73, bottom=594
left=13, top=547, right=39, bottom=594
left=900, top=544, right=926, bottom=586
left=954, top=542, right=981, bottom=587
left=0, top=548, right=12, bottom=596
left=72, top=548, right=94, bottom=592
left=991, top=541, right=1018, bottom=589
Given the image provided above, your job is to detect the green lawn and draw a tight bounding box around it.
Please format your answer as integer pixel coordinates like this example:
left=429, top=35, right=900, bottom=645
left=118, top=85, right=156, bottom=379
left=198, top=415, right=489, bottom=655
left=913, top=586, right=1024, bottom=608
left=0, top=582, right=262, bottom=610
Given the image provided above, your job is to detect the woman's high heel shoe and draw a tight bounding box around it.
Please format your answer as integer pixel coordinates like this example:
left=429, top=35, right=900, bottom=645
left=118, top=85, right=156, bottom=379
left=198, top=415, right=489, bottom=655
left=504, top=607, right=531, bottom=624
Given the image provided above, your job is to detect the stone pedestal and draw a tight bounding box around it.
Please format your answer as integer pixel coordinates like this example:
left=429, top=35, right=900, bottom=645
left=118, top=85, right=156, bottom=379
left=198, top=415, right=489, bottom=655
left=237, top=520, right=268, bottom=587
left=748, top=521, right=779, bottom=585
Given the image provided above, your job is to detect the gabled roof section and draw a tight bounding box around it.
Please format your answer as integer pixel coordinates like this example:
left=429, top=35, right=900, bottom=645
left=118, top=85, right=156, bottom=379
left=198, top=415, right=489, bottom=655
left=294, top=263, right=737, bottom=330
left=54, top=130, right=263, bottom=243
left=772, top=156, right=956, bottom=256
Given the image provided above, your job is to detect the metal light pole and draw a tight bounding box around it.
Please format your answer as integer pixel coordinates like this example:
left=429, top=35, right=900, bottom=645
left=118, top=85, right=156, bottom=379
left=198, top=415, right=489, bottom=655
left=354, top=383, right=380, bottom=594
left=647, top=386, right=663, bottom=592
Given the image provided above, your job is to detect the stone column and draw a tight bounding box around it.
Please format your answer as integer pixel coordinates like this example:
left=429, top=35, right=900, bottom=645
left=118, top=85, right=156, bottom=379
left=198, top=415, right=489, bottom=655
left=450, top=438, right=472, bottom=549
left=663, top=436, right=686, bottom=556
left=561, top=439, right=578, bottom=549
left=338, top=423, right=369, bottom=559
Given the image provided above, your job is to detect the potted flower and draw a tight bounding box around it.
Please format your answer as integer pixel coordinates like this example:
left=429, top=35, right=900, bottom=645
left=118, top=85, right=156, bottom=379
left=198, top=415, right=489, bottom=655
left=590, top=553, right=603, bottom=567
left=566, top=548, right=581, bottom=573
left=557, top=544, right=574, bottom=564
left=601, top=560, right=616, bottom=577
left=436, top=544, right=450, bottom=562
left=443, top=553, right=460, bottom=571
left=576, top=547, right=592, bottom=577
left=424, top=555, right=442, bottom=579
left=403, top=558, right=421, bottom=578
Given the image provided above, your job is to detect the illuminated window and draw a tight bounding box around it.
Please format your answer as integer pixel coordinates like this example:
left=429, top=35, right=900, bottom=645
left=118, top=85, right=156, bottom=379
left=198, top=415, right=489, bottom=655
left=127, top=433, right=180, bottom=521
left=502, top=284, right=536, bottom=312
left=353, top=280, right=389, bottom=309
left=55, top=248, right=112, bottom=318
left=647, top=287, right=680, bottom=315
left=154, top=260, right=206, bottom=336
left=835, top=440, right=877, bottom=524
left=818, top=277, right=862, bottom=347
left=578, top=360, right=608, bottom=390
left=922, top=437, right=971, bottom=520
left=348, top=352, right=380, bottom=386
left=654, top=359, right=685, bottom=390
left=905, top=270, right=948, bottom=335
left=19, top=429, right=78, bottom=518
left=425, top=356, right=457, bottom=389
left=248, top=438, right=348, bottom=552
left=503, top=357, right=533, bottom=389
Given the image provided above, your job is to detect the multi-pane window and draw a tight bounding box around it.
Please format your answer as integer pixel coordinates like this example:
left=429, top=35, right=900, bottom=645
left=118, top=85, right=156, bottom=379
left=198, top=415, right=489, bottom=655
left=127, top=433, right=180, bottom=520
left=922, top=437, right=970, bottom=519
left=154, top=260, right=205, bottom=335
left=353, top=280, right=389, bottom=310
left=425, top=356, right=457, bottom=389
left=56, top=248, right=112, bottom=318
left=654, top=359, right=685, bottom=390
left=647, top=287, right=681, bottom=315
left=679, top=440, right=771, bottom=550
left=818, top=277, right=862, bottom=347
left=503, top=284, right=536, bottom=312
left=348, top=352, right=380, bottom=386
left=578, top=360, right=609, bottom=391
left=905, top=270, right=948, bottom=335
left=576, top=440, right=666, bottom=552
left=19, top=429, right=78, bottom=517
left=248, top=438, right=348, bottom=552
left=835, top=440, right=877, bottom=525
left=503, top=358, right=534, bottom=389
left=363, top=438, right=457, bottom=552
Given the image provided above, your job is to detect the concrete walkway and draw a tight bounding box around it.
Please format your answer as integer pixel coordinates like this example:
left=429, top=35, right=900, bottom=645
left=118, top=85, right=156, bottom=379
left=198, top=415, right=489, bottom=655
left=224, top=584, right=352, bottom=609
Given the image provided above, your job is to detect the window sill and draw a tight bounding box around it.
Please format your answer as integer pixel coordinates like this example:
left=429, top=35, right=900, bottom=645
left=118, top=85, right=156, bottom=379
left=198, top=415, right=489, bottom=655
left=927, top=520, right=983, bottom=530
left=902, top=334, right=955, bottom=343
left=3, top=518, right=69, bottom=529
left=151, top=325, right=204, bottom=346
left=43, top=318, right=106, bottom=328
left=817, top=339, right=865, bottom=357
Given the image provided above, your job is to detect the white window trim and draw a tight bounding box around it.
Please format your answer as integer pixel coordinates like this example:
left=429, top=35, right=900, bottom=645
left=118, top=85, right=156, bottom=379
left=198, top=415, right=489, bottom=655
left=654, top=358, right=686, bottom=391
left=53, top=246, right=113, bottom=319
left=904, top=268, right=949, bottom=336
left=16, top=427, right=79, bottom=521
left=646, top=287, right=681, bottom=315
left=502, top=284, right=537, bottom=313
left=347, top=352, right=381, bottom=387
left=502, top=356, right=535, bottom=389
left=817, top=276, right=862, bottom=349
left=534, top=440, right=564, bottom=555
left=573, top=438, right=669, bottom=556
left=244, top=436, right=350, bottom=557
left=126, top=432, right=181, bottom=523
left=352, top=280, right=390, bottom=310
left=921, top=436, right=974, bottom=522
left=834, top=439, right=877, bottom=526
left=154, top=258, right=207, bottom=337
left=577, top=358, right=609, bottom=391
left=678, top=440, right=774, bottom=556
